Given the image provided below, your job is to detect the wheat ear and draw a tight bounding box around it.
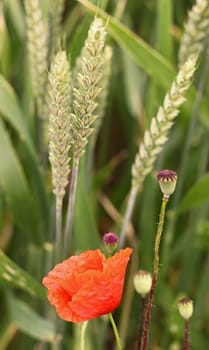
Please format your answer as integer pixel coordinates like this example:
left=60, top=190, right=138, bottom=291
left=87, top=45, right=113, bottom=179
left=179, top=0, right=209, bottom=66
left=24, top=0, right=48, bottom=119
left=48, top=50, right=72, bottom=262
left=64, top=18, right=107, bottom=256
left=120, top=54, right=198, bottom=247
left=132, top=54, right=198, bottom=190
left=71, top=17, right=107, bottom=159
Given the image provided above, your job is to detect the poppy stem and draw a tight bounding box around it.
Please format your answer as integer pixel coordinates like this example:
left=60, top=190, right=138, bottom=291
left=64, top=157, right=79, bottom=258
left=184, top=319, right=190, bottom=350
left=109, top=313, right=122, bottom=350
left=141, top=197, right=168, bottom=350
left=80, top=321, right=88, bottom=350
left=153, top=198, right=168, bottom=276
left=137, top=296, right=146, bottom=349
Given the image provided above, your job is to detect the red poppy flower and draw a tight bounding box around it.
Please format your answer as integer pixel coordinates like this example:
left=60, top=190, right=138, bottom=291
left=42, top=248, right=132, bottom=322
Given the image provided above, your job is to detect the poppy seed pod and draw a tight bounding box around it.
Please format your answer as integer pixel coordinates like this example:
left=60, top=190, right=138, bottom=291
left=133, top=270, right=152, bottom=297
left=157, top=169, right=177, bottom=198
left=178, top=298, right=193, bottom=320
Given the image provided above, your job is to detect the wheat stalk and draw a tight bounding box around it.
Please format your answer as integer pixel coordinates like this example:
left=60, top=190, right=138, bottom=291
left=71, top=17, right=107, bottom=159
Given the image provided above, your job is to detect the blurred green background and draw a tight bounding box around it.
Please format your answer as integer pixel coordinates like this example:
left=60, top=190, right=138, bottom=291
left=0, top=0, right=209, bottom=349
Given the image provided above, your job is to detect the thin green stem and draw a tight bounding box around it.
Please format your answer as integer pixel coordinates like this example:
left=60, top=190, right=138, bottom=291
left=55, top=197, right=63, bottom=264
left=141, top=197, right=168, bottom=350
left=51, top=337, right=61, bottom=350
left=119, top=186, right=138, bottom=248
left=51, top=319, right=62, bottom=350
left=153, top=198, right=168, bottom=275
left=109, top=313, right=122, bottom=350
left=64, top=157, right=80, bottom=258
left=81, top=321, right=88, bottom=350
left=51, top=341, right=57, bottom=350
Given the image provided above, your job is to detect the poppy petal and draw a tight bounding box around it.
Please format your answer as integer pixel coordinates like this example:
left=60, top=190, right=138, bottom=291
left=42, top=248, right=132, bottom=322
left=69, top=248, right=132, bottom=321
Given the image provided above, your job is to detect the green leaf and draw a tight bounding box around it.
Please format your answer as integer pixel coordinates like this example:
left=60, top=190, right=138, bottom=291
left=73, top=158, right=101, bottom=250
left=19, top=143, right=49, bottom=236
left=0, top=74, right=34, bottom=154
left=77, top=0, right=175, bottom=89
left=0, top=18, right=11, bottom=78
left=156, top=0, right=174, bottom=61
left=3, top=0, right=25, bottom=40
left=7, top=294, right=56, bottom=343
left=0, top=249, right=46, bottom=299
left=145, top=0, right=174, bottom=121
left=0, top=120, right=43, bottom=243
left=121, top=50, right=144, bottom=119
left=0, top=316, right=16, bottom=350
left=180, top=173, right=209, bottom=211
left=0, top=75, right=49, bottom=236
left=69, top=14, right=92, bottom=67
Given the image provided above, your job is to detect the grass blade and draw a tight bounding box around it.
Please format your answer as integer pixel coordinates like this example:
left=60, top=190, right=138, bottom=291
left=0, top=120, right=43, bottom=243
left=0, top=249, right=45, bottom=299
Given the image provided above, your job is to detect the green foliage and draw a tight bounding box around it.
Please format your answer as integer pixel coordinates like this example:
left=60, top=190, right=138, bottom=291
left=0, top=0, right=209, bottom=349
left=180, top=172, right=209, bottom=211
left=73, top=158, right=101, bottom=251
left=7, top=294, right=56, bottom=343
left=0, top=75, right=33, bottom=152
left=0, top=249, right=45, bottom=299
left=0, top=120, right=45, bottom=243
